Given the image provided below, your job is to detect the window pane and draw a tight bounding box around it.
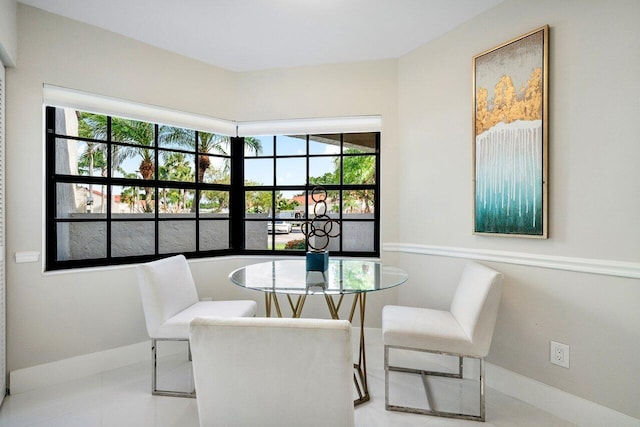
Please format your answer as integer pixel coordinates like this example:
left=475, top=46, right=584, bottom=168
left=276, top=190, right=305, bottom=221
left=159, top=151, right=195, bottom=182
left=159, top=221, right=196, bottom=253
left=112, top=221, right=155, bottom=257
left=309, top=156, right=339, bottom=185
left=197, top=132, right=231, bottom=155
left=56, top=183, right=107, bottom=218
left=276, top=135, right=306, bottom=156
left=248, top=135, right=273, bottom=157
left=56, top=221, right=106, bottom=261
left=245, top=191, right=272, bottom=215
left=309, top=134, right=341, bottom=155
left=276, top=158, right=306, bottom=186
left=342, top=155, right=375, bottom=185
left=112, top=145, right=155, bottom=180
left=309, top=189, right=340, bottom=217
left=288, top=192, right=308, bottom=220
left=112, top=185, right=152, bottom=214
left=305, top=217, right=340, bottom=252
left=342, top=221, right=374, bottom=252
left=344, top=132, right=376, bottom=154
left=159, top=126, right=195, bottom=150
left=56, top=139, right=107, bottom=177
left=77, top=111, right=108, bottom=140
left=245, top=158, right=273, bottom=186
left=200, top=220, right=230, bottom=250
left=200, top=191, right=230, bottom=215
left=159, top=188, right=195, bottom=215
left=111, top=117, right=155, bottom=146
left=245, top=219, right=268, bottom=250
left=200, top=155, right=230, bottom=184
left=342, top=190, right=375, bottom=214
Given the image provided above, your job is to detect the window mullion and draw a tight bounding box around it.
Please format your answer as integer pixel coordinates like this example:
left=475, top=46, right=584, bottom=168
left=230, top=136, right=245, bottom=251
left=106, top=116, right=112, bottom=259
left=153, top=123, right=159, bottom=256
left=194, top=131, right=200, bottom=253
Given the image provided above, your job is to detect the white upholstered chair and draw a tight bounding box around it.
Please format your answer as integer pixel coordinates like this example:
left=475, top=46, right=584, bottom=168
left=189, top=317, right=355, bottom=427
left=136, top=254, right=257, bottom=398
left=382, top=262, right=503, bottom=421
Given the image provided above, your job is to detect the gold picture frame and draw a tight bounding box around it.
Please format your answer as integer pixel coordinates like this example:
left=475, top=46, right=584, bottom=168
left=472, top=25, right=549, bottom=238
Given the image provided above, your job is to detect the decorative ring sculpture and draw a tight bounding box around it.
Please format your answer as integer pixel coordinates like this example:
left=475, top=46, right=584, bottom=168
left=301, top=186, right=341, bottom=252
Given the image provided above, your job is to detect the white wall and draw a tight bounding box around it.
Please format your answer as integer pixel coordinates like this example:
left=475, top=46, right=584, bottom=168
left=394, top=0, right=640, bottom=419
left=0, top=0, right=17, bottom=66
left=235, top=61, right=399, bottom=244
left=5, top=5, right=400, bottom=372
left=6, top=4, right=239, bottom=371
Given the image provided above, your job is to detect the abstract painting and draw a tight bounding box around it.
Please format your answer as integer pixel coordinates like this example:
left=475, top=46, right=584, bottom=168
left=473, top=26, right=549, bottom=238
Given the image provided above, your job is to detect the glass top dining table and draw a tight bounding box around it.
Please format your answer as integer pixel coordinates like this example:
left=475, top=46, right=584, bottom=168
left=229, top=258, right=408, bottom=405
left=229, top=258, right=408, bottom=295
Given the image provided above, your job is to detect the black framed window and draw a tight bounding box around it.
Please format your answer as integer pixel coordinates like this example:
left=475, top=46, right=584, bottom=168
left=45, top=106, right=380, bottom=270
left=242, top=133, right=379, bottom=256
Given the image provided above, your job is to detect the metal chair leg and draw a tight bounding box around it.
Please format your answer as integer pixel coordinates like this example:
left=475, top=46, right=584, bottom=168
left=152, top=339, right=157, bottom=394
left=151, top=338, right=196, bottom=398
left=384, top=345, right=486, bottom=422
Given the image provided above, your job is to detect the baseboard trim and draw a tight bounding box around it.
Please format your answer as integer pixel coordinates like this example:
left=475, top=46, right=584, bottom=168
left=9, top=341, right=147, bottom=394
left=383, top=243, right=640, bottom=279
left=8, top=340, right=184, bottom=395
left=486, top=362, right=640, bottom=427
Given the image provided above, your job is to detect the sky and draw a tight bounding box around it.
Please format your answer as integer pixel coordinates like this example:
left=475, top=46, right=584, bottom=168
left=245, top=135, right=339, bottom=197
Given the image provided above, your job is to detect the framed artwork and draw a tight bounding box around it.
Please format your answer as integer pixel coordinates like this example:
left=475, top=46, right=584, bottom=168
left=472, top=25, right=549, bottom=238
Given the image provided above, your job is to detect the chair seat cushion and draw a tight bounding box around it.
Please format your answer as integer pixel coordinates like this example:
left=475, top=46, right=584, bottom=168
left=154, top=300, right=257, bottom=339
left=382, top=305, right=483, bottom=357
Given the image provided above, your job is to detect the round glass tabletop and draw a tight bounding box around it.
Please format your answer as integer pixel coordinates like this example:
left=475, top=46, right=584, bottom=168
left=229, top=259, right=408, bottom=295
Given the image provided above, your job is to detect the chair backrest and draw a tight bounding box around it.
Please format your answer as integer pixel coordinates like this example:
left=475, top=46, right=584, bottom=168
left=136, top=254, right=199, bottom=338
left=189, top=317, right=355, bottom=427
left=450, top=262, right=504, bottom=357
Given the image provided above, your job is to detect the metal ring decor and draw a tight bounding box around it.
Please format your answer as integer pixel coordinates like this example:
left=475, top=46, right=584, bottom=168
left=301, top=186, right=341, bottom=252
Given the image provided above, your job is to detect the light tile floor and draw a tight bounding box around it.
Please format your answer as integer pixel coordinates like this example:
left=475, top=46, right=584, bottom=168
left=0, top=329, right=575, bottom=426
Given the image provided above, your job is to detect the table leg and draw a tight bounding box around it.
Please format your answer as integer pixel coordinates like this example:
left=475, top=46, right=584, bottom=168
left=287, top=294, right=307, bottom=318
left=325, top=293, right=369, bottom=406
left=265, top=294, right=271, bottom=317
left=351, top=293, right=369, bottom=405
left=265, top=293, right=283, bottom=318
left=324, top=294, right=339, bottom=319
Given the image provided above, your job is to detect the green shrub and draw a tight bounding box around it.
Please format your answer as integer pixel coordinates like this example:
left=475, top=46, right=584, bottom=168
left=284, top=239, right=306, bottom=250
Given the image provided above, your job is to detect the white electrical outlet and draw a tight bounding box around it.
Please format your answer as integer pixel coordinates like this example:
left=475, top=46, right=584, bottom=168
left=550, top=341, right=570, bottom=368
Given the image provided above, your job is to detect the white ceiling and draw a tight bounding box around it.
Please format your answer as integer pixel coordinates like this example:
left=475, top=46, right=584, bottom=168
left=19, top=0, right=503, bottom=72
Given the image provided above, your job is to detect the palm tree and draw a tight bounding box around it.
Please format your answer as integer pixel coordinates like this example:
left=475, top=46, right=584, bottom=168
left=163, top=129, right=262, bottom=180
left=78, top=113, right=152, bottom=210
left=78, top=113, right=131, bottom=171
left=118, top=170, right=143, bottom=212
left=111, top=118, right=155, bottom=211
left=77, top=142, right=107, bottom=212
left=79, top=115, right=263, bottom=213
left=159, top=152, right=195, bottom=212
left=77, top=113, right=109, bottom=212
left=160, top=128, right=262, bottom=211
